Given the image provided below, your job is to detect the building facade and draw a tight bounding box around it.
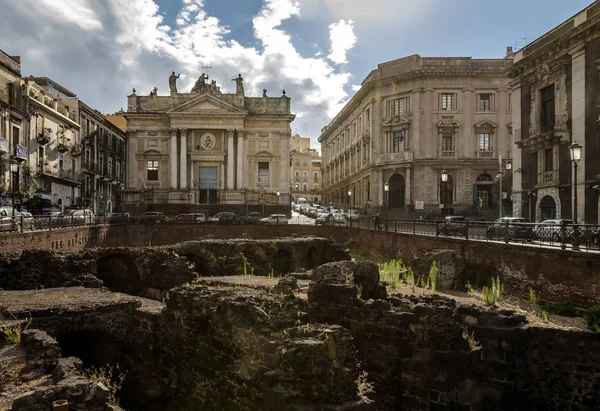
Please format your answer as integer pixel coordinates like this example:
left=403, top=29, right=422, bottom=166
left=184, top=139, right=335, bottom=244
left=22, top=77, right=81, bottom=213
left=78, top=103, right=127, bottom=214
left=507, top=2, right=600, bottom=223
left=290, top=134, right=321, bottom=203
left=0, top=50, right=26, bottom=207
left=124, top=73, right=295, bottom=215
left=320, top=54, right=513, bottom=218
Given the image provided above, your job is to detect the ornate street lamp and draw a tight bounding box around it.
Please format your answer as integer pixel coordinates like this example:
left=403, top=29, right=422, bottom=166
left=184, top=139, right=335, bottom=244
left=276, top=190, right=280, bottom=224
left=569, top=142, right=582, bottom=250
left=440, top=170, right=448, bottom=183
left=383, top=182, right=389, bottom=223
left=10, top=160, right=19, bottom=219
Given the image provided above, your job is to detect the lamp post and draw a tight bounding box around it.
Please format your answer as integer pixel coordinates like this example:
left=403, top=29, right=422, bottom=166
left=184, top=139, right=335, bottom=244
left=276, top=190, right=280, bottom=224
left=10, top=160, right=19, bottom=219
left=440, top=169, right=448, bottom=217
left=347, top=188, right=352, bottom=227
left=384, top=182, right=389, bottom=223
left=496, top=157, right=512, bottom=218
left=569, top=142, right=582, bottom=250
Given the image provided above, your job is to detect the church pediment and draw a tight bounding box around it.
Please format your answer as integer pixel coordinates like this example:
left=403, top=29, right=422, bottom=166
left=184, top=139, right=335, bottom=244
left=474, top=120, right=498, bottom=129
left=168, top=94, right=246, bottom=115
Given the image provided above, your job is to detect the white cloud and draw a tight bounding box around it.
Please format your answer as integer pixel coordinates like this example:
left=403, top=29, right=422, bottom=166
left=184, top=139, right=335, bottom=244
left=328, top=19, right=356, bottom=64
left=0, top=0, right=358, bottom=145
left=351, top=84, right=361, bottom=91
left=40, top=0, right=103, bottom=30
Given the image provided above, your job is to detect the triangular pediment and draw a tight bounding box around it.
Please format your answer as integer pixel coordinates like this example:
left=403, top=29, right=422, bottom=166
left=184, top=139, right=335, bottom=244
left=474, top=120, right=498, bottom=129
left=168, top=94, right=246, bottom=115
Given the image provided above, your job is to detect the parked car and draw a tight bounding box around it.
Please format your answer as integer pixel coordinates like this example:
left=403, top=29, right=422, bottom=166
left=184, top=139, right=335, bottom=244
left=315, top=212, right=332, bottom=226
left=259, top=214, right=288, bottom=225
left=208, top=212, right=239, bottom=224
left=331, top=212, right=347, bottom=225
left=142, top=211, right=167, bottom=223
left=66, top=209, right=95, bottom=225
left=169, top=213, right=206, bottom=223
left=106, top=213, right=131, bottom=223
left=440, top=215, right=467, bottom=236
left=240, top=212, right=263, bottom=224
left=532, top=219, right=574, bottom=241
left=0, top=206, right=20, bottom=231
left=20, top=211, right=34, bottom=230
left=346, top=209, right=360, bottom=222
left=486, top=217, right=532, bottom=240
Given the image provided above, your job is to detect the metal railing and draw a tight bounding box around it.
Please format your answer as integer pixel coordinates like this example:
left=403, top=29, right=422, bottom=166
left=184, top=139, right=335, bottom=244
left=2, top=211, right=599, bottom=252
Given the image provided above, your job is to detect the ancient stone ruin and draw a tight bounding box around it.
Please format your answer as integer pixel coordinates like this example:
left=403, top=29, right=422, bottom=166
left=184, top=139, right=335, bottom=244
left=1, top=237, right=599, bottom=410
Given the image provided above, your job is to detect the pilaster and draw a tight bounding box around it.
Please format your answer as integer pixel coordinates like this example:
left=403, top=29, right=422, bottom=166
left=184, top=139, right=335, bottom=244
left=236, top=129, right=244, bottom=189
left=180, top=128, right=187, bottom=189
left=570, top=43, right=586, bottom=222
left=170, top=128, right=178, bottom=188
left=227, top=129, right=234, bottom=189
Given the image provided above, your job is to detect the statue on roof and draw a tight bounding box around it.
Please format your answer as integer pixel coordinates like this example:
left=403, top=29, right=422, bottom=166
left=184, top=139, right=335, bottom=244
left=169, top=71, right=180, bottom=93
left=191, top=73, right=209, bottom=93
left=232, top=74, right=244, bottom=95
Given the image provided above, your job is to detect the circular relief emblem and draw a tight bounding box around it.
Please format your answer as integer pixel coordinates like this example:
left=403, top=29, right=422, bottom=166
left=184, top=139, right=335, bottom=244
left=201, top=133, right=216, bottom=150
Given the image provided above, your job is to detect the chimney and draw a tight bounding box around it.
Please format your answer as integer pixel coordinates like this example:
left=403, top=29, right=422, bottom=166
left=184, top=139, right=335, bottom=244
left=505, top=46, right=514, bottom=58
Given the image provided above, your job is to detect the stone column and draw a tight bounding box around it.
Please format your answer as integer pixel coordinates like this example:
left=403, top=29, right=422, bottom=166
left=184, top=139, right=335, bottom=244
left=509, top=79, right=523, bottom=217
left=180, top=128, right=187, bottom=189
left=170, top=128, right=178, bottom=188
left=378, top=169, right=384, bottom=206
left=570, top=44, right=586, bottom=223
left=405, top=167, right=411, bottom=206
left=126, top=131, right=137, bottom=188
left=236, top=130, right=244, bottom=189
left=227, top=129, right=234, bottom=189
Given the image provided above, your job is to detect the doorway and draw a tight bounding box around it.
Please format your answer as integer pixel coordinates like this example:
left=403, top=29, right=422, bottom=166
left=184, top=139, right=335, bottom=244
left=388, top=174, right=405, bottom=208
left=198, top=166, right=218, bottom=204
left=540, top=195, right=557, bottom=220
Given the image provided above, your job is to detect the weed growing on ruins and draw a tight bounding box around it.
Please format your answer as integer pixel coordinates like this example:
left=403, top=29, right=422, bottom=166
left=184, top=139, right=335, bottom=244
left=84, top=364, right=127, bottom=406
left=585, top=306, right=600, bottom=332
left=356, top=370, right=375, bottom=398
left=481, top=277, right=504, bottom=306
left=379, top=258, right=403, bottom=292
left=0, top=316, right=32, bottom=345
left=529, top=289, right=548, bottom=321
left=429, top=262, right=438, bottom=294
left=465, top=281, right=475, bottom=295
left=462, top=327, right=481, bottom=350
left=350, top=248, right=380, bottom=262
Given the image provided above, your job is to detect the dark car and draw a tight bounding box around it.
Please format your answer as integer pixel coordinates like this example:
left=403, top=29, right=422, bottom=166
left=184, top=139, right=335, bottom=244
left=142, top=211, right=167, bottom=223
left=486, top=217, right=533, bottom=240
left=168, top=213, right=206, bottom=224
left=207, top=212, right=239, bottom=224
left=440, top=215, right=467, bottom=236
left=240, top=212, right=263, bottom=224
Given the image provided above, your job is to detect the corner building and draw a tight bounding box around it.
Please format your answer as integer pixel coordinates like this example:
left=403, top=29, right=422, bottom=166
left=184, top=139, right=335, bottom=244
left=506, top=2, right=600, bottom=223
left=124, top=75, right=295, bottom=214
left=320, top=54, right=513, bottom=218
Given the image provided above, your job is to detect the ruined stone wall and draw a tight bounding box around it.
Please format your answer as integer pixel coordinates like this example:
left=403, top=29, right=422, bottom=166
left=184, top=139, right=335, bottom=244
left=2, top=224, right=600, bottom=306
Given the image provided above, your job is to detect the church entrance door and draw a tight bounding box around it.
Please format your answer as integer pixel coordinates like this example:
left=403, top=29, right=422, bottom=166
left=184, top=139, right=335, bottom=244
left=198, top=166, right=218, bottom=204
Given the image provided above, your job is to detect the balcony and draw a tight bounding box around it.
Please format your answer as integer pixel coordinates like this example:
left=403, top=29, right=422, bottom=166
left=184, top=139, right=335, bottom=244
left=36, top=130, right=51, bottom=146
left=515, top=115, right=570, bottom=153
left=375, top=151, right=414, bottom=165
left=440, top=150, right=456, bottom=158
left=536, top=170, right=559, bottom=187
left=476, top=150, right=496, bottom=158
left=82, top=161, right=98, bottom=173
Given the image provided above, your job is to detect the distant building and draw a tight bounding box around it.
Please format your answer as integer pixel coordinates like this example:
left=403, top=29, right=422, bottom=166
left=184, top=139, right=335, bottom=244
left=506, top=2, right=600, bottom=223
left=0, top=49, right=26, bottom=207
left=123, top=73, right=295, bottom=215
left=320, top=54, right=513, bottom=218
left=289, top=134, right=321, bottom=203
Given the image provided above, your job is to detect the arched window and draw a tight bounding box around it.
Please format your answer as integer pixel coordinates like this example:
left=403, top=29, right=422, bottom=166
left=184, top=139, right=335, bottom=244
left=440, top=174, right=453, bottom=204
left=477, top=174, right=493, bottom=182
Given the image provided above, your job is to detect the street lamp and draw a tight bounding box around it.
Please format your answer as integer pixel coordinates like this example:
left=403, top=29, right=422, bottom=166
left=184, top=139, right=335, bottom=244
left=10, top=160, right=19, bottom=219
left=384, top=182, right=389, bottom=223
left=569, top=142, right=582, bottom=250
left=276, top=190, right=280, bottom=224
left=440, top=170, right=448, bottom=217
left=497, top=156, right=512, bottom=218
left=347, top=188, right=351, bottom=206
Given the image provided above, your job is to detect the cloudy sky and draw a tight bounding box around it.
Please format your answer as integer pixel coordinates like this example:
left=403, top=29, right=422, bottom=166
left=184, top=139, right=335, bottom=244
left=0, top=0, right=593, bottom=148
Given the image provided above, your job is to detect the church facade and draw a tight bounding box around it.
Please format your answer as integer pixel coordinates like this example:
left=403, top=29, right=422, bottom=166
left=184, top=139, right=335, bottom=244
left=123, top=73, right=295, bottom=215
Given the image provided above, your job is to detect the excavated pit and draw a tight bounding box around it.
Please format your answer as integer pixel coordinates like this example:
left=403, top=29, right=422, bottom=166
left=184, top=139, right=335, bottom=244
left=0, top=237, right=599, bottom=411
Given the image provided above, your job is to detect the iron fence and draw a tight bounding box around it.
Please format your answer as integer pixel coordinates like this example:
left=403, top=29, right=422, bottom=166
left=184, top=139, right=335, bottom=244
left=1, top=211, right=599, bottom=252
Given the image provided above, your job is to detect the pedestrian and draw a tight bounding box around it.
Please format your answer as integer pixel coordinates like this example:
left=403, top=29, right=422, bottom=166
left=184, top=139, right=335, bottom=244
left=374, top=213, right=380, bottom=230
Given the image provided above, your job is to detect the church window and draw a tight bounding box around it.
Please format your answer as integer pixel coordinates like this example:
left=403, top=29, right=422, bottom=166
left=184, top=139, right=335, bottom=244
left=147, top=160, right=159, bottom=181
left=478, top=94, right=492, bottom=111
left=392, top=131, right=404, bottom=153
left=478, top=133, right=490, bottom=151
left=258, top=162, right=269, bottom=183
left=442, top=135, right=453, bottom=151
left=441, top=93, right=455, bottom=110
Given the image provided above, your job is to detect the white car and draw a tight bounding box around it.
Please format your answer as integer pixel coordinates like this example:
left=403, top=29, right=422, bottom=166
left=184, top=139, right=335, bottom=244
left=66, top=209, right=95, bottom=225
left=331, top=212, right=347, bottom=225
left=259, top=214, right=288, bottom=225
left=346, top=209, right=360, bottom=221
left=533, top=219, right=574, bottom=241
